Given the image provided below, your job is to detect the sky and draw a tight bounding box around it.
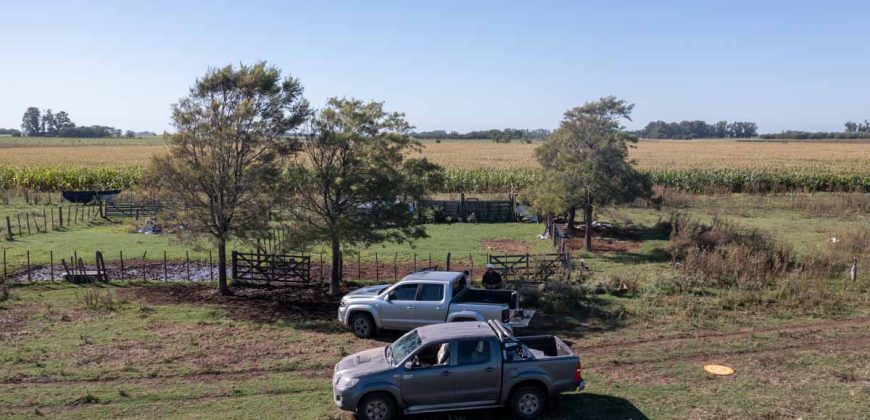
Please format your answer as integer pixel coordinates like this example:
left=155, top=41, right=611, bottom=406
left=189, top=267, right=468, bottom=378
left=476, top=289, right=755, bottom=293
left=1, top=0, right=869, bottom=133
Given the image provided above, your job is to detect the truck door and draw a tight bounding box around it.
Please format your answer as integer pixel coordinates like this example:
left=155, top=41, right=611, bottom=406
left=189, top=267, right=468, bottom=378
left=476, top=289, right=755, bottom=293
left=450, top=338, right=501, bottom=403
left=400, top=341, right=454, bottom=405
left=415, top=283, right=448, bottom=326
left=379, top=283, right=418, bottom=329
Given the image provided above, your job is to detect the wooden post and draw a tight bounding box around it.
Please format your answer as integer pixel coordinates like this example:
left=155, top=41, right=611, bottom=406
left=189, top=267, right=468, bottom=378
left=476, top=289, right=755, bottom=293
left=394, top=253, right=398, bottom=281
left=231, top=251, right=238, bottom=280
left=17, top=213, right=22, bottom=236
left=42, top=208, right=47, bottom=233
left=429, top=253, right=432, bottom=268
left=27, top=250, right=31, bottom=282
left=186, top=250, right=190, bottom=281
left=142, top=251, right=147, bottom=281
left=66, top=205, right=71, bottom=225
left=2, top=248, right=5, bottom=280
left=375, top=252, right=379, bottom=282
left=73, top=207, right=78, bottom=224
left=851, top=257, right=858, bottom=283
left=469, top=252, right=474, bottom=278
left=413, top=253, right=417, bottom=272
left=209, top=250, right=214, bottom=282
left=50, top=208, right=55, bottom=230
left=120, top=250, right=125, bottom=280
left=50, top=250, right=54, bottom=281
left=446, top=252, right=452, bottom=271
left=5, top=216, right=11, bottom=241
left=460, top=193, right=466, bottom=222
left=163, top=250, right=168, bottom=281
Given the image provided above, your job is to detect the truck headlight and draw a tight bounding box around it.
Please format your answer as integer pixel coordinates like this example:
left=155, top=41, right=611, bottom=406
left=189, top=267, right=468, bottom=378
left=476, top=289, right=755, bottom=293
left=340, top=299, right=348, bottom=307
left=336, top=376, right=359, bottom=388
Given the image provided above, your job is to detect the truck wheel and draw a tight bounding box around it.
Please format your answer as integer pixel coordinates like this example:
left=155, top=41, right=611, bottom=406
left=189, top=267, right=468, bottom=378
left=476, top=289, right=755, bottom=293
left=350, top=313, right=376, bottom=339
left=356, top=392, right=396, bottom=420
left=510, top=385, right=546, bottom=419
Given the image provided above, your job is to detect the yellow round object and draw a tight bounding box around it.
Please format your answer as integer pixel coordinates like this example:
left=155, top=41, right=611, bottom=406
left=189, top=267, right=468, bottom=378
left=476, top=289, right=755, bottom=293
left=704, top=364, right=735, bottom=376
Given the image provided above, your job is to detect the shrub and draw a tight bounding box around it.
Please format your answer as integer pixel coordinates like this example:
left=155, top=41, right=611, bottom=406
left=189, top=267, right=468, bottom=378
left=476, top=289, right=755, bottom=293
left=77, top=287, right=120, bottom=311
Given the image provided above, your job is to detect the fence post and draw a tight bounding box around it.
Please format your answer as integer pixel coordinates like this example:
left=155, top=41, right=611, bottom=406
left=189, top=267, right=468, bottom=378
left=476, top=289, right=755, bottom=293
left=42, top=208, right=47, bottom=233
left=50, top=250, right=54, bottom=281
left=120, top=250, right=125, bottom=280
left=209, top=251, right=214, bottom=282
left=446, top=252, right=451, bottom=271
left=186, top=250, right=190, bottom=281
left=2, top=248, right=5, bottom=280
left=5, top=216, right=11, bottom=241
left=429, top=253, right=432, bottom=268
left=231, top=251, right=237, bottom=280
left=394, top=253, right=398, bottom=281
left=469, top=253, right=474, bottom=278
left=163, top=250, right=168, bottom=281
left=17, top=213, right=22, bottom=236
left=375, top=252, right=379, bottom=282
left=413, top=253, right=417, bottom=272
left=26, top=250, right=31, bottom=282
left=50, top=208, right=55, bottom=230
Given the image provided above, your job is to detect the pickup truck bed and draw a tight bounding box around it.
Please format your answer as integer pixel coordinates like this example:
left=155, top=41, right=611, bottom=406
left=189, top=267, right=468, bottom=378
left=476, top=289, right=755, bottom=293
left=517, top=335, right=574, bottom=357
left=453, top=288, right=518, bottom=309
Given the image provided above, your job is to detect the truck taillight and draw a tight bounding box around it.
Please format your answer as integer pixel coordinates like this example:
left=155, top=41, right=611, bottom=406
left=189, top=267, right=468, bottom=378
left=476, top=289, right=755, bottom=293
left=501, top=308, right=510, bottom=323
left=575, top=361, right=583, bottom=382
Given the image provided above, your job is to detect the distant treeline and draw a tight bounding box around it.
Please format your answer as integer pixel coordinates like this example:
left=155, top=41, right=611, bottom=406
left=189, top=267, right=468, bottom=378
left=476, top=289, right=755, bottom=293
left=634, top=120, right=758, bottom=139
left=19, top=106, right=130, bottom=138
left=0, top=128, right=21, bottom=137
left=410, top=128, right=551, bottom=142
left=761, top=120, right=870, bottom=140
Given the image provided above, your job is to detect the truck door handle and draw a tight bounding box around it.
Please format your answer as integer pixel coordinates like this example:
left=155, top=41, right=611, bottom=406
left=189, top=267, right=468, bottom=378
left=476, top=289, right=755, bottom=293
left=485, top=367, right=494, bottom=373
left=435, top=307, right=441, bottom=310
left=441, top=371, right=451, bottom=376
left=406, top=305, right=414, bottom=309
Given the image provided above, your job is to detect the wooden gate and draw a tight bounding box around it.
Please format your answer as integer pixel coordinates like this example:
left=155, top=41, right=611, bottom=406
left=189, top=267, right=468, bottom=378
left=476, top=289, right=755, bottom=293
left=231, top=251, right=311, bottom=285
left=488, top=253, right=567, bottom=282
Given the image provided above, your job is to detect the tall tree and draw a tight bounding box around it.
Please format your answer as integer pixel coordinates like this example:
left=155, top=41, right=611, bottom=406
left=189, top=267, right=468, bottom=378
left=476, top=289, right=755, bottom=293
left=292, top=98, right=436, bottom=295
left=149, top=62, right=309, bottom=295
left=21, top=107, right=41, bottom=136
left=54, top=111, right=74, bottom=133
left=42, top=109, right=57, bottom=136
left=530, top=96, right=653, bottom=251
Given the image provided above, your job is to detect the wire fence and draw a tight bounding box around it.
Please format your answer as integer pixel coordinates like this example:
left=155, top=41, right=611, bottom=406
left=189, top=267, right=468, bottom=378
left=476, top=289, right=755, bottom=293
left=2, top=248, right=574, bottom=285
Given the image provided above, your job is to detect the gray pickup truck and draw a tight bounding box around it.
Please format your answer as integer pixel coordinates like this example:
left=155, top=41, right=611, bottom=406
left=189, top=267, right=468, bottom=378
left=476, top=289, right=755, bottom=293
left=338, top=271, right=532, bottom=338
left=333, top=320, right=584, bottom=420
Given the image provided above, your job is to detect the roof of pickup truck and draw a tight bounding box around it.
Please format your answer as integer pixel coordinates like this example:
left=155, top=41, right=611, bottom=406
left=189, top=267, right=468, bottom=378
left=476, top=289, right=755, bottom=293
left=416, top=321, right=498, bottom=342
left=401, top=270, right=462, bottom=283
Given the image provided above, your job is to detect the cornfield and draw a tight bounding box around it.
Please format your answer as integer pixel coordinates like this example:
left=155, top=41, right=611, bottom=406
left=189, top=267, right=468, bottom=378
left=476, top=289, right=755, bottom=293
left=0, top=166, right=142, bottom=191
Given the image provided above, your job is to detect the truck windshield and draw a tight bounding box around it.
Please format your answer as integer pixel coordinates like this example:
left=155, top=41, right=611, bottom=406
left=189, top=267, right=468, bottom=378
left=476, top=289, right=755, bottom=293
left=387, top=330, right=422, bottom=366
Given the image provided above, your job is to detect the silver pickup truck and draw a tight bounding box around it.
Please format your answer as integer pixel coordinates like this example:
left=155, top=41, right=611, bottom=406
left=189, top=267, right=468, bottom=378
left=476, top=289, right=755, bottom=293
left=333, top=320, right=584, bottom=420
left=338, top=271, right=531, bottom=338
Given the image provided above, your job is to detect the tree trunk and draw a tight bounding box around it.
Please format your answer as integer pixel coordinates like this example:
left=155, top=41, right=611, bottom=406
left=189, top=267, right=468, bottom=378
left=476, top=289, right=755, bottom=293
left=330, top=237, right=342, bottom=296
left=584, top=204, right=593, bottom=252
left=566, top=207, right=576, bottom=235
left=217, top=237, right=232, bottom=296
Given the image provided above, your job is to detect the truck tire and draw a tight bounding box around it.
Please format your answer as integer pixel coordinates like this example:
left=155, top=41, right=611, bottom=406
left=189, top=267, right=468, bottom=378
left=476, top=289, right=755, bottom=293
left=350, top=312, right=376, bottom=339
left=356, top=392, right=396, bottom=420
left=510, top=385, right=547, bottom=419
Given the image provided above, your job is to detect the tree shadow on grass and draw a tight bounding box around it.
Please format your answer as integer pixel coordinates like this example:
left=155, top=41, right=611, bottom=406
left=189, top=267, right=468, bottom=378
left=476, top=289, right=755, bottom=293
left=596, top=247, right=671, bottom=265
left=404, top=392, right=647, bottom=420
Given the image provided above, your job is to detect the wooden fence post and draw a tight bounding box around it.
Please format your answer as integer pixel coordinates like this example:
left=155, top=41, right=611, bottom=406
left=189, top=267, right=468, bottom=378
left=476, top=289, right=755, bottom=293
left=50, top=250, right=54, bottom=281
left=17, top=213, right=22, bottom=236
left=5, top=216, right=11, bottom=241
left=2, top=248, right=6, bottom=279
left=42, top=208, right=47, bottom=233
left=231, top=251, right=237, bottom=280
left=120, top=250, right=125, bottom=280
left=375, top=252, right=379, bottom=282
left=413, top=253, right=417, bottom=272
left=163, top=250, right=168, bottom=281
left=209, top=251, right=214, bottom=282
left=26, top=250, right=31, bottom=282
left=186, top=250, right=190, bottom=281
left=446, top=252, right=452, bottom=271
left=50, top=208, right=55, bottom=230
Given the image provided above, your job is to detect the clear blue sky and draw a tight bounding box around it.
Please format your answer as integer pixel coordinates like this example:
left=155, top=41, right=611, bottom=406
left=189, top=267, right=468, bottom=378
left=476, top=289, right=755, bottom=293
left=2, top=0, right=869, bottom=133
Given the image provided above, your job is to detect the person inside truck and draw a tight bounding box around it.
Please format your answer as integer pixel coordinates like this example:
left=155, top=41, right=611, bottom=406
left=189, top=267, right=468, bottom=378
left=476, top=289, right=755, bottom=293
left=482, top=264, right=503, bottom=289
left=412, top=342, right=450, bottom=368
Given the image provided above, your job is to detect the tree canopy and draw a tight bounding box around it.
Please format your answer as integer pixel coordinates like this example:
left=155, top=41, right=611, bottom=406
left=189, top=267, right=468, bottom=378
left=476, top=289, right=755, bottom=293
left=291, top=98, right=439, bottom=295
left=526, top=96, right=653, bottom=251
left=150, top=62, right=310, bottom=295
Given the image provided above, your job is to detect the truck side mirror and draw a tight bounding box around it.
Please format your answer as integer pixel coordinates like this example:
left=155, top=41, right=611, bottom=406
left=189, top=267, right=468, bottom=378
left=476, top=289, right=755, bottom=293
left=386, top=292, right=394, bottom=301
left=404, top=361, right=414, bottom=370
